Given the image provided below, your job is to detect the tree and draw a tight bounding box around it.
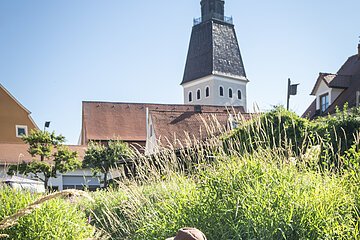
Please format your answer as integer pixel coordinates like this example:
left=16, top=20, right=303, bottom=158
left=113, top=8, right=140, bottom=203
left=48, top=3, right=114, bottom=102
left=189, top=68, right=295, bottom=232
left=83, top=140, right=132, bottom=188
left=8, top=130, right=81, bottom=190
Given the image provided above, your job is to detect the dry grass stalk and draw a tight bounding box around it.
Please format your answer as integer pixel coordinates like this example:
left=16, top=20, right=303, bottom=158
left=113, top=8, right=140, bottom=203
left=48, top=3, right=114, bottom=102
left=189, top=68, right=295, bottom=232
left=0, top=189, right=94, bottom=230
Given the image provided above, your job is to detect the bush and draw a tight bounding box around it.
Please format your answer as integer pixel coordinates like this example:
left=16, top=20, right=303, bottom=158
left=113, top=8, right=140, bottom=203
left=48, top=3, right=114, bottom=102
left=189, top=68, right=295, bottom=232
left=311, top=105, right=360, bottom=169
left=0, top=187, right=95, bottom=240
left=224, top=106, right=310, bottom=156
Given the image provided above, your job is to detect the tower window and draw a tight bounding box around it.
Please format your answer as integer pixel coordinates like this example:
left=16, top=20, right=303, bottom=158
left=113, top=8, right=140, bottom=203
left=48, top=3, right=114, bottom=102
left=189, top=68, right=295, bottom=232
left=229, top=88, right=233, bottom=98
left=197, top=89, right=201, bottom=100
left=205, top=87, right=210, bottom=97
left=188, top=92, right=193, bottom=102
left=219, top=86, right=224, bottom=96
left=237, top=90, right=242, bottom=100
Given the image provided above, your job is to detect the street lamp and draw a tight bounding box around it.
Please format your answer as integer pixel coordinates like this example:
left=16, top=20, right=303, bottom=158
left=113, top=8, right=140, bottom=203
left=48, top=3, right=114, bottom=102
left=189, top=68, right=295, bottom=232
left=44, top=121, right=51, bottom=132
left=287, top=78, right=299, bottom=110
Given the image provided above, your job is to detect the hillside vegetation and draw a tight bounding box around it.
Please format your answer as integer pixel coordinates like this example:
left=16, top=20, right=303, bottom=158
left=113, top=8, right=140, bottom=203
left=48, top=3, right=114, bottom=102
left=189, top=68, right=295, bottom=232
left=1, top=107, right=360, bottom=239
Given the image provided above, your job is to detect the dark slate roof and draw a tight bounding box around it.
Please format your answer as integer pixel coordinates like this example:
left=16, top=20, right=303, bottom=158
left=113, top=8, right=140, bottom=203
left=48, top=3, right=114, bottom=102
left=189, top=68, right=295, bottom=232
left=303, top=53, right=360, bottom=119
left=181, top=19, right=247, bottom=85
left=310, top=73, right=351, bottom=95
left=301, top=99, right=316, bottom=119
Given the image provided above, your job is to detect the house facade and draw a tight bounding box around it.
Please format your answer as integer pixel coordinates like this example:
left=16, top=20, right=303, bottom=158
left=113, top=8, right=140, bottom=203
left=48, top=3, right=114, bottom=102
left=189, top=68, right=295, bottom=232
left=303, top=43, right=360, bottom=119
left=0, top=84, right=38, bottom=143
left=0, top=84, right=105, bottom=191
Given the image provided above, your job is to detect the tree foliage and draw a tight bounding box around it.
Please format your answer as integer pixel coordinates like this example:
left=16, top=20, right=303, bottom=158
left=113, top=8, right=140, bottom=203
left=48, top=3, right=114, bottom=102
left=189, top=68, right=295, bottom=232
left=7, top=130, right=81, bottom=189
left=83, top=140, right=132, bottom=188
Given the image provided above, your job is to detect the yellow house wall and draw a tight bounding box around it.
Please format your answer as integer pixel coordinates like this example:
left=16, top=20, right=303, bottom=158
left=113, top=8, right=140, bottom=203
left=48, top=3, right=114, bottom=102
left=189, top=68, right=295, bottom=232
left=0, top=86, right=38, bottom=143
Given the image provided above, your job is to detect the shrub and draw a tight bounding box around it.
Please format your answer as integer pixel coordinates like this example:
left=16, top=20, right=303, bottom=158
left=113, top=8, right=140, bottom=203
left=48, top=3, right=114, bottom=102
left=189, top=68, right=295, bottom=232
left=311, top=105, right=360, bottom=169
left=0, top=187, right=95, bottom=240
left=224, top=106, right=311, bottom=156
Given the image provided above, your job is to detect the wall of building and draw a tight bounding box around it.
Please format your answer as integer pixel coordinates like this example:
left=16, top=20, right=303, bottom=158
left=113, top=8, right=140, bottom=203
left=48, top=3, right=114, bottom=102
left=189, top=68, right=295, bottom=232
left=314, top=81, right=346, bottom=111
left=145, top=113, right=157, bottom=155
left=0, top=86, right=38, bottom=143
left=331, top=88, right=344, bottom=104
left=183, top=75, right=247, bottom=110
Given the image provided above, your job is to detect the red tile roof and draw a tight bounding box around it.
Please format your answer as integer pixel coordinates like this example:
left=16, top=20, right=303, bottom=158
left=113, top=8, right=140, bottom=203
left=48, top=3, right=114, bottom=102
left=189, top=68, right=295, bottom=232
left=0, top=144, right=87, bottom=165
left=149, top=107, right=251, bottom=149
left=81, top=102, right=246, bottom=145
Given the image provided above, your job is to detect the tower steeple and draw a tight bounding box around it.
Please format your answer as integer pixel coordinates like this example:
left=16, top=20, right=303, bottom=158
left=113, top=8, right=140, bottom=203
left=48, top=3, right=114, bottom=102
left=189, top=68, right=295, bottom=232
left=201, top=0, right=225, bottom=22
left=181, top=0, right=249, bottom=110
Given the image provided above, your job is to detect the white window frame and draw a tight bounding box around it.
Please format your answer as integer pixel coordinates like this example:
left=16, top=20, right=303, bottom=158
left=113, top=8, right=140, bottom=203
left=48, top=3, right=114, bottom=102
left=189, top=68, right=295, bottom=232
left=320, top=93, right=329, bottom=113
left=16, top=125, right=28, bottom=138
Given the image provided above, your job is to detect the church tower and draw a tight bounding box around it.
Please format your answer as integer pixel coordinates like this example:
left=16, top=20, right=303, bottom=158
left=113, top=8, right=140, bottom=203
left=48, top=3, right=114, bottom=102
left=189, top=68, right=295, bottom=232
left=181, top=0, right=248, bottom=110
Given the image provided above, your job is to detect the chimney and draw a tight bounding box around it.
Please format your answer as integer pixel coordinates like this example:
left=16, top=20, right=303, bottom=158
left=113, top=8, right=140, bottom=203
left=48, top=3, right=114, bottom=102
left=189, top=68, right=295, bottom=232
left=358, top=43, right=360, bottom=60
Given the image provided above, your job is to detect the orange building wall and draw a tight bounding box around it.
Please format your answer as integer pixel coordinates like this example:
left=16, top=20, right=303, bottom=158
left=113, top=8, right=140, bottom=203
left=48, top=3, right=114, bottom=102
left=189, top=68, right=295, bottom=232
left=0, top=86, right=38, bottom=143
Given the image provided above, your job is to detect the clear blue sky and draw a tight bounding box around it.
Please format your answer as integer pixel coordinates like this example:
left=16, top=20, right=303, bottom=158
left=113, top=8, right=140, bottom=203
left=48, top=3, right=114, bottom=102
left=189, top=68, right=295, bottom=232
left=1, top=0, right=359, bottom=144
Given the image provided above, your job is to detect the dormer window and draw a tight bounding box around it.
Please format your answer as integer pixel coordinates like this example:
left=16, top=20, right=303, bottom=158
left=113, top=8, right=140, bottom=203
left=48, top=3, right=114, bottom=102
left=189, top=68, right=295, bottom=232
left=16, top=125, right=28, bottom=138
left=320, top=93, right=329, bottom=113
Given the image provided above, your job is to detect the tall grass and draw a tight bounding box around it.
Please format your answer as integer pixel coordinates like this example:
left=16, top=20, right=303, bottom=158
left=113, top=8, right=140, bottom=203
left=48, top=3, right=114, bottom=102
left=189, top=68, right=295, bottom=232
left=86, top=108, right=360, bottom=239
left=86, top=149, right=360, bottom=239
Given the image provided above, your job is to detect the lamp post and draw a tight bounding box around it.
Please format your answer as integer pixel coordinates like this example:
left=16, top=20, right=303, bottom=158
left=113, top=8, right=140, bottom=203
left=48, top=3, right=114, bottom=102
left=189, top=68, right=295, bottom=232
left=287, top=78, right=299, bottom=110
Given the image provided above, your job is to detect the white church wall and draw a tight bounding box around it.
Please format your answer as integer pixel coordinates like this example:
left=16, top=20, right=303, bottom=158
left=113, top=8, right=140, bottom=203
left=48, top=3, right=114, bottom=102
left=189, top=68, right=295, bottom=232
left=183, top=75, right=247, bottom=111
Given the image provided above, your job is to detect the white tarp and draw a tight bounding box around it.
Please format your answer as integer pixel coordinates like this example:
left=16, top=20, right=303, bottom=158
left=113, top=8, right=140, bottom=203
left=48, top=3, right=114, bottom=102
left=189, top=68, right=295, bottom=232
left=1, top=176, right=45, bottom=193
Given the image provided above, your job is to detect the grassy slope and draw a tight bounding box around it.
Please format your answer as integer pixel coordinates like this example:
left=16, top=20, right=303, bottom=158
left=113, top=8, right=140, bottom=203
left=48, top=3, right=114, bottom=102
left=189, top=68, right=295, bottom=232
left=89, top=149, right=360, bottom=239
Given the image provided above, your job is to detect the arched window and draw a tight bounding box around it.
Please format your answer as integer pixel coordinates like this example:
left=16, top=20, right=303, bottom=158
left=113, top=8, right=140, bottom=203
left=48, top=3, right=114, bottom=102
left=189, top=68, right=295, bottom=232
left=205, top=87, right=210, bottom=97
left=197, top=89, right=201, bottom=100
left=229, top=88, right=233, bottom=98
left=219, top=86, right=224, bottom=96
left=188, top=92, right=192, bottom=102
left=237, top=90, right=242, bottom=100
